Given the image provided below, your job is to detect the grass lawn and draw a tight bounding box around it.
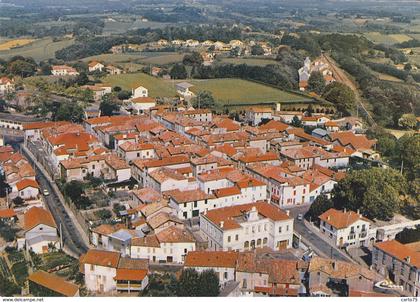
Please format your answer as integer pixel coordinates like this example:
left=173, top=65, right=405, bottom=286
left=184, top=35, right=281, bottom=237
left=81, top=52, right=182, bottom=66
left=81, top=53, right=147, bottom=64
left=0, top=38, right=35, bottom=51
left=138, top=52, right=184, bottom=65
left=386, top=128, right=416, bottom=139
left=103, top=72, right=177, bottom=97
left=186, top=78, right=309, bottom=105
left=0, top=37, right=75, bottom=62
left=363, top=32, right=412, bottom=45
left=220, top=57, right=279, bottom=66
left=371, top=71, right=403, bottom=82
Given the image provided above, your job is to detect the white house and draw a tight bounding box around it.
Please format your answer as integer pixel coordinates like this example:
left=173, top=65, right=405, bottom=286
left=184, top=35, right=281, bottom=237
left=132, top=86, right=148, bottom=98
left=129, top=97, right=156, bottom=114
left=24, top=207, right=60, bottom=254
left=117, top=142, right=156, bottom=162
left=51, top=65, right=79, bottom=76
left=319, top=208, right=370, bottom=248
left=80, top=249, right=149, bottom=293
left=88, top=61, right=105, bottom=73
left=200, top=202, right=294, bottom=252
left=0, top=77, right=15, bottom=95
left=13, top=179, right=40, bottom=200
left=131, top=226, right=196, bottom=263
left=246, top=108, right=273, bottom=126
left=176, top=82, right=194, bottom=97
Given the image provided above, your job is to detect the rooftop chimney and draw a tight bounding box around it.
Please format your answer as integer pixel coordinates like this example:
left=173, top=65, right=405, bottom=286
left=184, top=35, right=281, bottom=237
left=406, top=256, right=411, bottom=264
left=286, top=210, right=290, bottom=216
left=220, top=221, right=224, bottom=228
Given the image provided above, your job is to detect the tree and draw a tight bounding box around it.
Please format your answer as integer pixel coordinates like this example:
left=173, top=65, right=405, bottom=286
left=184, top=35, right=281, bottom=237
left=397, top=134, right=420, bottom=181
left=96, top=209, right=112, bottom=220
left=398, top=114, right=417, bottom=129
left=306, top=194, right=333, bottom=221
left=63, top=180, right=84, bottom=202
left=170, top=64, right=188, bottom=79
left=183, top=52, right=203, bottom=66
left=291, top=115, right=302, bottom=127
left=75, top=72, right=89, bottom=86
left=100, top=95, right=120, bottom=116
left=332, top=168, right=407, bottom=221
left=251, top=44, right=265, bottom=56
left=55, top=102, right=84, bottom=123
left=117, top=90, right=132, bottom=100
left=322, top=82, right=356, bottom=115
left=404, top=63, right=412, bottom=71
left=177, top=268, right=200, bottom=296
left=307, top=71, right=325, bottom=94
left=197, top=269, right=220, bottom=296
left=74, top=195, right=92, bottom=210
left=192, top=91, right=215, bottom=109
left=0, top=174, right=10, bottom=198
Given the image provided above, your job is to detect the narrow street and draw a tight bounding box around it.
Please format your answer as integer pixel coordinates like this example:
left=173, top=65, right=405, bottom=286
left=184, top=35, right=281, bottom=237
left=15, top=139, right=89, bottom=257
left=289, top=204, right=354, bottom=262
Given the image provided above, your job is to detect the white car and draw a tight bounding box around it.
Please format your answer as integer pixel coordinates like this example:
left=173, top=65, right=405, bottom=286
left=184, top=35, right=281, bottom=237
left=297, top=214, right=303, bottom=221
left=43, top=189, right=50, bottom=196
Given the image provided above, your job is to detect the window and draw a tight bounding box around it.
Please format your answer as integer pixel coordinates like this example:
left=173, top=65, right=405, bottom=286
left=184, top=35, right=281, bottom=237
left=286, top=225, right=289, bottom=231
left=263, top=238, right=268, bottom=245
left=279, top=227, right=282, bottom=233
left=227, top=236, right=231, bottom=243
left=224, top=272, right=228, bottom=279
left=194, top=201, right=197, bottom=207
left=244, top=241, right=249, bottom=249
left=90, top=264, right=94, bottom=271
left=235, top=234, right=239, bottom=241
left=257, top=239, right=261, bottom=246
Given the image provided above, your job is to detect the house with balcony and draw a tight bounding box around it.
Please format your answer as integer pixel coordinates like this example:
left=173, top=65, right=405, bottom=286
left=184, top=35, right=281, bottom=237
left=318, top=208, right=371, bottom=248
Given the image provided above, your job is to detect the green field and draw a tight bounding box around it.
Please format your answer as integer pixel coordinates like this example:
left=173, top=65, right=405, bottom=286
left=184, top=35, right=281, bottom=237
left=104, top=73, right=310, bottom=105
left=81, top=52, right=183, bottom=66
left=0, top=37, right=75, bottom=62
left=103, top=72, right=177, bottom=97
left=220, top=57, right=279, bottom=66
left=187, top=78, right=309, bottom=105
left=363, top=32, right=412, bottom=45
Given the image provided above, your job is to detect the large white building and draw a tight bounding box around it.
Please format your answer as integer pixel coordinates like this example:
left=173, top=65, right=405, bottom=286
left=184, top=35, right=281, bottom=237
left=200, top=201, right=294, bottom=252
left=319, top=208, right=370, bottom=248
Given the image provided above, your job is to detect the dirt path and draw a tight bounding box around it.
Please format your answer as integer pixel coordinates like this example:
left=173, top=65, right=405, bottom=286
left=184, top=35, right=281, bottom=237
left=322, top=53, right=377, bottom=126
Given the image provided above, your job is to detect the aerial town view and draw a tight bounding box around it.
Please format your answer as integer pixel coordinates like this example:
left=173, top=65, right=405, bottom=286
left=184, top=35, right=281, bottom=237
left=0, top=0, right=419, bottom=299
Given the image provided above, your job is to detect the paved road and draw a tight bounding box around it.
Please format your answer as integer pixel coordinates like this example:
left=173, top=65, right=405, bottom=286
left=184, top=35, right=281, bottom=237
left=289, top=205, right=352, bottom=262
left=20, top=143, right=89, bottom=256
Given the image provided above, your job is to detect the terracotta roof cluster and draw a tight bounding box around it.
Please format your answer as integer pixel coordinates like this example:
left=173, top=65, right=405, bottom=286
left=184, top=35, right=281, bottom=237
left=329, top=131, right=376, bottom=150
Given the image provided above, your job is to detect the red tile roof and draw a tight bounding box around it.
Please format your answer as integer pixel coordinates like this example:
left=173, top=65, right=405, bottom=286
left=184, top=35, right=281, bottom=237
left=114, top=268, right=148, bottom=281
left=318, top=208, right=370, bottom=229
left=81, top=249, right=120, bottom=268
left=185, top=251, right=238, bottom=268
left=374, top=240, right=420, bottom=268
left=24, top=207, right=57, bottom=231
left=28, top=271, right=79, bottom=297
left=16, top=179, right=39, bottom=191
left=204, top=202, right=291, bottom=230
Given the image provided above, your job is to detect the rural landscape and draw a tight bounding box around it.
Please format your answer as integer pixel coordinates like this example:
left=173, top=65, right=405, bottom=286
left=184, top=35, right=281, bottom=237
left=0, top=0, right=418, bottom=299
